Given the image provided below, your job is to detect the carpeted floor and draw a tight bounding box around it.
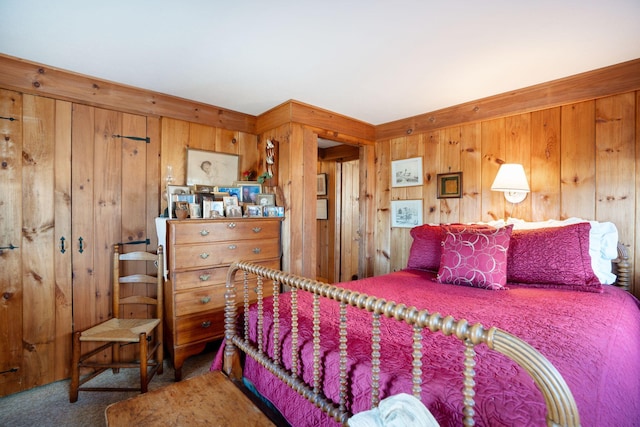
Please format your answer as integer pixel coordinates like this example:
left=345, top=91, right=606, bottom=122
left=0, top=346, right=218, bottom=427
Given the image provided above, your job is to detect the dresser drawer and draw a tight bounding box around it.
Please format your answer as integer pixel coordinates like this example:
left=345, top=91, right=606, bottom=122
left=170, top=219, right=281, bottom=245
left=174, top=278, right=276, bottom=317
left=175, top=310, right=225, bottom=346
left=172, top=258, right=281, bottom=291
left=173, top=238, right=280, bottom=270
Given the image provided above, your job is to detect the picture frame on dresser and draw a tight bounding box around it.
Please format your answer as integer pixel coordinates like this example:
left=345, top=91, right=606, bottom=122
left=167, top=185, right=192, bottom=219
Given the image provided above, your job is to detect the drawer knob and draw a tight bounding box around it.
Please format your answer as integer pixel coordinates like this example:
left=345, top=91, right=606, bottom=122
left=227, top=222, right=236, bottom=229
left=199, top=253, right=210, bottom=259
left=201, top=321, right=211, bottom=328
left=200, top=229, right=210, bottom=236
left=253, top=247, right=261, bottom=254
left=252, top=227, right=262, bottom=233
left=201, top=296, right=211, bottom=304
left=228, top=244, right=237, bottom=250
left=199, top=274, right=210, bottom=281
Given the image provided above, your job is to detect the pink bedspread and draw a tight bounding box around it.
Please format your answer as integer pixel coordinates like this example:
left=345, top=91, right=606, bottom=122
left=213, top=269, right=640, bottom=427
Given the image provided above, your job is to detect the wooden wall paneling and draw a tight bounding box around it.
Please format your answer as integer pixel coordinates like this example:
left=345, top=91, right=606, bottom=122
left=53, top=100, right=72, bottom=381
left=301, top=127, right=318, bottom=278
left=459, top=123, right=482, bottom=222
left=316, top=161, right=332, bottom=282
left=145, top=116, right=161, bottom=246
left=374, top=139, right=391, bottom=276
left=340, top=160, right=360, bottom=282
left=0, top=89, right=23, bottom=396
left=560, top=101, right=596, bottom=220
left=595, top=93, right=636, bottom=293
left=215, top=128, right=240, bottom=156
left=93, top=109, right=123, bottom=347
left=22, top=94, right=56, bottom=387
left=480, top=118, right=506, bottom=221
left=160, top=118, right=189, bottom=213
left=505, top=113, right=532, bottom=220
left=359, top=144, right=376, bottom=279
left=439, top=127, right=462, bottom=223
left=389, top=136, right=408, bottom=272
left=422, top=132, right=441, bottom=224
left=237, top=132, right=259, bottom=179
left=530, top=108, right=561, bottom=220
left=188, top=122, right=216, bottom=151
left=331, top=160, right=341, bottom=283
left=71, top=104, right=97, bottom=333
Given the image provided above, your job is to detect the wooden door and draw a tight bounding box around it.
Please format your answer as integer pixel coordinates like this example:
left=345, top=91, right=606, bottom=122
left=339, top=159, right=360, bottom=282
left=71, top=105, right=159, bottom=360
left=0, top=91, right=73, bottom=396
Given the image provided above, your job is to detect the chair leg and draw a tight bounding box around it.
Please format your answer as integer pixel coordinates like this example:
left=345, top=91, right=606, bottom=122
left=140, top=332, right=148, bottom=393
left=69, top=331, right=81, bottom=403
left=112, top=342, right=121, bottom=374
left=157, top=334, right=164, bottom=375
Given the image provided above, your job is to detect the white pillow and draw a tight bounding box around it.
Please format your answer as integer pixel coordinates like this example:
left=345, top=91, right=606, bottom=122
left=506, top=217, right=618, bottom=284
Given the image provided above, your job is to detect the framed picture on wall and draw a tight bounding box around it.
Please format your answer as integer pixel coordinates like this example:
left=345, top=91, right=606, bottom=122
left=186, top=149, right=239, bottom=187
left=316, top=198, right=328, bottom=220
left=391, top=199, right=422, bottom=228
left=436, top=172, right=463, bottom=199
left=391, top=157, right=423, bottom=187
left=317, top=173, right=327, bottom=196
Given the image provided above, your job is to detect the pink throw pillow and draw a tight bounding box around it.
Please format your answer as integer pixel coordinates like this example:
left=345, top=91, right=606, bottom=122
left=507, top=222, right=602, bottom=292
left=407, top=223, right=495, bottom=272
left=437, top=225, right=513, bottom=290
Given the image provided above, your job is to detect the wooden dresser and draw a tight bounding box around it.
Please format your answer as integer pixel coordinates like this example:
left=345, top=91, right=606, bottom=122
left=165, top=218, right=282, bottom=380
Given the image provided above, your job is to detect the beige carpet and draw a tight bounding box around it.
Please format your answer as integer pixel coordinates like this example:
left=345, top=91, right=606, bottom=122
left=0, top=346, right=218, bottom=427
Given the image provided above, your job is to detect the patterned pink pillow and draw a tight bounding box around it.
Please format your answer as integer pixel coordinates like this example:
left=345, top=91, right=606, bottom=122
left=437, top=225, right=513, bottom=290
left=507, top=222, right=602, bottom=292
left=407, top=223, right=495, bottom=272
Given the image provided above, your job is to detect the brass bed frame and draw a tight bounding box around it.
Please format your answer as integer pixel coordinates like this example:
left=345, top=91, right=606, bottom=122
left=222, top=243, right=631, bottom=427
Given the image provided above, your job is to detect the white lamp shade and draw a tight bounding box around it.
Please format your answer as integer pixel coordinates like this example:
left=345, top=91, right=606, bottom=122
left=491, top=164, right=530, bottom=203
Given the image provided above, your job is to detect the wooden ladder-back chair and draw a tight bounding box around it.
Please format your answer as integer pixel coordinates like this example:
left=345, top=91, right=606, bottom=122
left=69, top=245, right=164, bottom=402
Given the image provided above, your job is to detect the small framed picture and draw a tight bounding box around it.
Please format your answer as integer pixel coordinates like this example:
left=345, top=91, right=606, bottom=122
left=235, top=181, right=262, bottom=204
left=189, top=203, right=201, bottom=219
left=391, top=199, right=423, bottom=228
left=436, top=172, right=463, bottom=199
left=192, top=184, right=215, bottom=194
left=210, top=201, right=225, bottom=217
left=256, top=193, right=275, bottom=206
left=216, top=187, right=241, bottom=199
left=225, top=205, right=242, bottom=218
left=223, top=196, right=238, bottom=207
left=316, top=198, right=328, bottom=220
left=391, top=157, right=423, bottom=188
left=276, top=206, right=285, bottom=217
left=186, top=149, right=239, bottom=186
left=317, top=173, right=327, bottom=196
left=167, top=185, right=192, bottom=219
left=264, top=205, right=279, bottom=217
left=245, top=204, right=263, bottom=217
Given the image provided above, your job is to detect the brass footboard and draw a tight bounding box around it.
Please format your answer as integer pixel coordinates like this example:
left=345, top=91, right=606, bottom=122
left=223, top=261, right=581, bottom=427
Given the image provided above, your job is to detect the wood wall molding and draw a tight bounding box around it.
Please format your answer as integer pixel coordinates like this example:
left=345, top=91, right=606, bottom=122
left=0, top=54, right=256, bottom=134
left=376, top=58, right=640, bottom=140
left=257, top=99, right=376, bottom=145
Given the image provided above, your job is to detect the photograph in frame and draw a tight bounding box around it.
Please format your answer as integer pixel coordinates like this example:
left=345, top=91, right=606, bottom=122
left=436, top=172, right=463, bottom=199
left=167, top=185, right=191, bottom=219
left=186, top=149, right=239, bottom=186
left=216, top=187, right=241, bottom=200
left=391, top=199, right=423, bottom=228
left=391, top=157, right=423, bottom=188
left=317, top=173, right=327, bottom=196
left=256, top=193, right=275, bottom=207
left=235, top=182, right=262, bottom=204
left=316, top=198, right=328, bottom=220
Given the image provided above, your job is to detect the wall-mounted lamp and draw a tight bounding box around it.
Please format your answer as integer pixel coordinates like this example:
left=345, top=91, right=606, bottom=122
left=491, top=163, right=530, bottom=203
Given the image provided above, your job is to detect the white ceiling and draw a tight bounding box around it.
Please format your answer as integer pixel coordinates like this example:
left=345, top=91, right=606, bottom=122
left=1, top=1, right=639, bottom=125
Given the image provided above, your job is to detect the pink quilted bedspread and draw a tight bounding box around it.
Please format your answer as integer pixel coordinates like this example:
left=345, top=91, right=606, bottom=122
left=213, top=269, right=640, bottom=427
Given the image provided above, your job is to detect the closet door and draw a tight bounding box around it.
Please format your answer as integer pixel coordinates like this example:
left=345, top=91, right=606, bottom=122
left=0, top=91, right=73, bottom=396
left=71, top=105, right=159, bottom=361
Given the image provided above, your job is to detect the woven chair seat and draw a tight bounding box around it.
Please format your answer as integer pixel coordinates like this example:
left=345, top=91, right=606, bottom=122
left=79, top=318, right=161, bottom=343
